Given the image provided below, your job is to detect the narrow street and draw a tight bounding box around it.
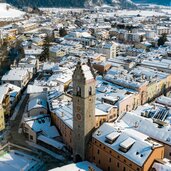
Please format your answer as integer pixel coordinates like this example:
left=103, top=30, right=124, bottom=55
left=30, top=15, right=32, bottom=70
left=8, top=94, right=29, bottom=147
left=7, top=93, right=69, bottom=170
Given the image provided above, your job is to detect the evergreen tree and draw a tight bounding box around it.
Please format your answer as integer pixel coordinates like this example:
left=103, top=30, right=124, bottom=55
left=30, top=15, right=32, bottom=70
left=39, top=34, right=53, bottom=61
left=158, top=33, right=167, bottom=46
left=59, top=27, right=67, bottom=37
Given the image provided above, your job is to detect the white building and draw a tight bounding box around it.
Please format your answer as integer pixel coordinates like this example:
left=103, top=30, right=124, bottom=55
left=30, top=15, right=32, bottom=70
left=1, top=68, right=30, bottom=88
left=97, top=42, right=119, bottom=59
left=50, top=161, right=102, bottom=171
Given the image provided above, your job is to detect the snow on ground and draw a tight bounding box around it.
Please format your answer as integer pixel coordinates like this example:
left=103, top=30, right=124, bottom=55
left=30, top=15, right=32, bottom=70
left=26, top=141, right=65, bottom=161
left=161, top=9, right=171, bottom=15
left=49, top=161, right=102, bottom=171
left=40, top=8, right=83, bottom=12
left=0, top=3, right=25, bottom=20
left=114, top=10, right=165, bottom=17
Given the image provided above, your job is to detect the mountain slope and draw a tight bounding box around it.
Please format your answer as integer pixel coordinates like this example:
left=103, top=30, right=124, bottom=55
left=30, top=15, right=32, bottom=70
left=6, top=0, right=136, bottom=8
left=85, top=0, right=137, bottom=8
left=6, top=0, right=85, bottom=8
left=0, top=3, right=24, bottom=19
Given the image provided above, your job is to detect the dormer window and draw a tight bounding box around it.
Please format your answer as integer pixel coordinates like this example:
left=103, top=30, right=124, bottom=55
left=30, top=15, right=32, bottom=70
left=77, top=87, right=81, bottom=97
left=119, top=137, right=135, bottom=153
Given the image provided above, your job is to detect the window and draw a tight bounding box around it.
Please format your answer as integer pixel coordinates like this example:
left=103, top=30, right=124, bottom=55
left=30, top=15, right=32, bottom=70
left=24, top=127, right=28, bottom=132
left=89, top=87, right=92, bottom=96
left=108, top=166, right=110, bottom=171
left=30, top=135, right=33, bottom=140
left=123, top=167, right=126, bottom=171
left=117, top=162, right=119, bottom=168
left=97, top=149, right=100, bottom=154
left=109, top=158, right=111, bottom=163
left=98, top=160, right=100, bottom=164
left=77, top=87, right=81, bottom=96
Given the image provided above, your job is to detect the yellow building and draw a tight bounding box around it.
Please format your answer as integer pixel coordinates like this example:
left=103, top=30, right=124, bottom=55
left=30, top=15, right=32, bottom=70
left=49, top=46, right=66, bottom=59
left=0, top=105, right=5, bottom=132
left=0, top=86, right=10, bottom=116
left=48, top=62, right=166, bottom=170
left=50, top=99, right=117, bottom=152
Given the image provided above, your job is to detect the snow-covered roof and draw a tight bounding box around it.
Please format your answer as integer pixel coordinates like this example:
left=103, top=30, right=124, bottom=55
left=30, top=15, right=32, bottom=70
left=25, top=114, right=59, bottom=138
left=96, top=76, right=136, bottom=107
left=1, top=68, right=29, bottom=81
left=42, top=125, right=60, bottom=138
left=0, top=86, right=9, bottom=104
left=116, top=105, right=171, bottom=146
left=48, top=97, right=113, bottom=129
left=37, top=135, right=64, bottom=150
left=0, top=150, right=42, bottom=171
left=49, top=161, right=102, bottom=171
left=81, top=32, right=92, bottom=38
left=24, top=48, right=43, bottom=56
left=152, top=158, right=171, bottom=171
left=42, top=62, right=56, bottom=71
left=104, top=66, right=169, bottom=90
left=25, top=115, right=50, bottom=130
left=81, top=64, right=94, bottom=81
left=28, top=98, right=47, bottom=111
left=3, top=83, right=21, bottom=100
left=54, top=102, right=73, bottom=129
left=96, top=100, right=114, bottom=113
left=48, top=73, right=72, bottom=84
left=156, top=96, right=171, bottom=107
left=93, top=122, right=162, bottom=166
left=27, top=85, right=49, bottom=94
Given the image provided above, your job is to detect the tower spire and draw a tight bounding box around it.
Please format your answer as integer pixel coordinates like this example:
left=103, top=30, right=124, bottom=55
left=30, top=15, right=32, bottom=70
left=87, top=58, right=96, bottom=79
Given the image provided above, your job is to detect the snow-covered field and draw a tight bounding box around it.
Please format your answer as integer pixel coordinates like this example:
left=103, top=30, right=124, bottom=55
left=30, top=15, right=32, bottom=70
left=161, top=9, right=171, bottom=15
left=40, top=8, right=84, bottom=12
left=0, top=3, right=25, bottom=20
left=115, top=10, right=165, bottom=17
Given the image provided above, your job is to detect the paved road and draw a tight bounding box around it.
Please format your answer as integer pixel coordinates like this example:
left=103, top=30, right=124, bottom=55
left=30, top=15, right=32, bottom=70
left=8, top=94, right=29, bottom=147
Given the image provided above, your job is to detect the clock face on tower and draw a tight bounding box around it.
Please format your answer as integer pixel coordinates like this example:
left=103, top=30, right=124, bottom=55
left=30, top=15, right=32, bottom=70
left=76, top=113, right=81, bottom=121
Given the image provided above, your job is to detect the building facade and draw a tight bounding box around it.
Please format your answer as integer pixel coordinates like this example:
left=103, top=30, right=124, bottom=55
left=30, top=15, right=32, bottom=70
left=72, top=61, right=96, bottom=161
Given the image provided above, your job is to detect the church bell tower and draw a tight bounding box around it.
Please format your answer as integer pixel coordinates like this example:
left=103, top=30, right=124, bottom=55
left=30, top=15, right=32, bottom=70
left=72, top=61, right=96, bottom=162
